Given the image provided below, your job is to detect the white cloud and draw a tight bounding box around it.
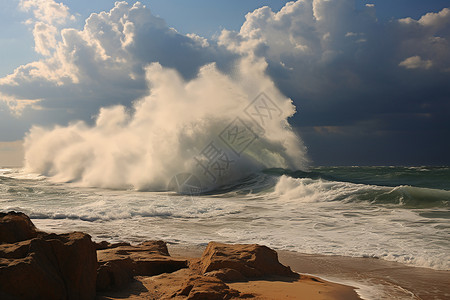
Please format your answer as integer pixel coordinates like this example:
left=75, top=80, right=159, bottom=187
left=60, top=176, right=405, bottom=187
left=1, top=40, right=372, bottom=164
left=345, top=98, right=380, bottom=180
left=33, top=22, right=58, bottom=55
left=1, top=1, right=234, bottom=115
left=19, top=0, right=76, bottom=63
left=0, top=91, right=40, bottom=115
left=1, top=0, right=449, bottom=118
left=396, top=9, right=450, bottom=72
left=418, top=7, right=450, bottom=27
left=398, top=8, right=450, bottom=29
left=399, top=56, right=433, bottom=69
left=20, top=0, right=74, bottom=25
left=186, top=33, right=210, bottom=48
left=218, top=0, right=450, bottom=97
left=219, top=0, right=384, bottom=96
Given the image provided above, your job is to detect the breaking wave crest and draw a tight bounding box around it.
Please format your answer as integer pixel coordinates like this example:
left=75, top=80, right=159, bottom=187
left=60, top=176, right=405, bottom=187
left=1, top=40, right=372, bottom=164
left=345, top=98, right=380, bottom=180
left=272, top=175, right=450, bottom=208
left=24, top=58, right=308, bottom=191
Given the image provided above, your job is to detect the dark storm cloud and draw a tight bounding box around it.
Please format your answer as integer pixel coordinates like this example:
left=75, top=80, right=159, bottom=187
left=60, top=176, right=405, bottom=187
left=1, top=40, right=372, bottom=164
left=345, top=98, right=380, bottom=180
left=218, top=0, right=450, bottom=165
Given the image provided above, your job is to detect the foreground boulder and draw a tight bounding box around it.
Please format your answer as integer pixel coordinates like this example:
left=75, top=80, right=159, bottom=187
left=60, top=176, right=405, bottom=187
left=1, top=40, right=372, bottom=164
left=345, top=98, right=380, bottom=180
left=96, top=240, right=188, bottom=291
left=173, top=272, right=241, bottom=299
left=105, top=242, right=300, bottom=299
left=134, top=268, right=245, bottom=300
left=0, top=212, right=97, bottom=300
left=199, top=242, right=299, bottom=281
left=0, top=211, right=39, bottom=244
left=1, top=212, right=301, bottom=300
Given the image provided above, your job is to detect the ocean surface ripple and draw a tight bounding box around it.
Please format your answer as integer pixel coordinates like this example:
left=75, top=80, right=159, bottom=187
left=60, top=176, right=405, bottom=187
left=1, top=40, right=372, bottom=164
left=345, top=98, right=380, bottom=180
left=1, top=166, right=449, bottom=271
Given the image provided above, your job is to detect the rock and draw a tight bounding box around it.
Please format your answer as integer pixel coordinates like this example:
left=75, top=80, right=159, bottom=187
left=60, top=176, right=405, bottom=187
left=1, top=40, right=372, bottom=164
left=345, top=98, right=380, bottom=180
left=199, top=242, right=299, bottom=280
left=175, top=274, right=241, bottom=300
left=94, top=240, right=111, bottom=250
left=96, top=240, right=187, bottom=291
left=0, top=239, right=31, bottom=259
left=1, top=212, right=299, bottom=299
left=139, top=268, right=246, bottom=300
left=0, top=231, right=97, bottom=300
left=138, top=240, right=170, bottom=256
left=45, top=232, right=98, bottom=299
left=204, top=268, right=247, bottom=282
left=97, top=260, right=133, bottom=291
left=94, top=241, right=131, bottom=250
left=0, top=211, right=39, bottom=244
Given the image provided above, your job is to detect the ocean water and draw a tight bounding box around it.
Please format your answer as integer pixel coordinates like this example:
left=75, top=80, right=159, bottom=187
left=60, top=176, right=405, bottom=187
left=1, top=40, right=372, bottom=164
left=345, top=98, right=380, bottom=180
left=1, top=166, right=449, bottom=271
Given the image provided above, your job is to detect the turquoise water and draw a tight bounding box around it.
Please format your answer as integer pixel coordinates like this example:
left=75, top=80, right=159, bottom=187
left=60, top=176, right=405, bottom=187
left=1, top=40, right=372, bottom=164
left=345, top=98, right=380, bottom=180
left=1, top=166, right=449, bottom=270
left=264, top=166, right=450, bottom=208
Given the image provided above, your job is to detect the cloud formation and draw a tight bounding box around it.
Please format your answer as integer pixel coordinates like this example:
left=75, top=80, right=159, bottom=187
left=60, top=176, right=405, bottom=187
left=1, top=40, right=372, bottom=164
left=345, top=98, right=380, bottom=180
left=20, top=0, right=73, bottom=24
left=1, top=0, right=449, bottom=165
left=219, top=0, right=450, bottom=99
left=399, top=56, right=433, bottom=69
left=219, top=0, right=450, bottom=164
left=20, top=0, right=75, bottom=56
left=1, top=1, right=235, bottom=118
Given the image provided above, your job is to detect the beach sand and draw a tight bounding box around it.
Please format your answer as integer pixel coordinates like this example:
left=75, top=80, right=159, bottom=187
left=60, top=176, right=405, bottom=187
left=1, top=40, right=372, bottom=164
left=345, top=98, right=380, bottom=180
left=168, top=244, right=450, bottom=300
left=97, top=244, right=361, bottom=300
left=228, top=276, right=359, bottom=300
left=98, top=273, right=360, bottom=300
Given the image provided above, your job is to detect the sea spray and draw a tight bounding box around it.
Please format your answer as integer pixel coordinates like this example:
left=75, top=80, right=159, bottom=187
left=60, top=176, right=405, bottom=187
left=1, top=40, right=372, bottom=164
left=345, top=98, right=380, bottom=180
left=24, top=57, right=308, bottom=190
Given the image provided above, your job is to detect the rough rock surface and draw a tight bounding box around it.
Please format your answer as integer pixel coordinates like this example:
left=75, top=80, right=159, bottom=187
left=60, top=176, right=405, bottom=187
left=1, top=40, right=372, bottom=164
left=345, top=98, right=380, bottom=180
left=204, top=268, right=247, bottom=282
left=94, top=240, right=131, bottom=250
left=133, top=268, right=247, bottom=300
left=96, top=240, right=188, bottom=291
left=199, top=242, right=299, bottom=281
left=0, top=212, right=97, bottom=300
left=1, top=212, right=304, bottom=300
left=0, top=211, right=39, bottom=244
left=125, top=242, right=300, bottom=299
left=174, top=273, right=242, bottom=299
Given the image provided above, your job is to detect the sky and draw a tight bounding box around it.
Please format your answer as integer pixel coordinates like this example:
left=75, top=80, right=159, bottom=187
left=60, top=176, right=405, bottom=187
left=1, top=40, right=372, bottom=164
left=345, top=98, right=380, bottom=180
left=0, top=0, right=449, bottom=167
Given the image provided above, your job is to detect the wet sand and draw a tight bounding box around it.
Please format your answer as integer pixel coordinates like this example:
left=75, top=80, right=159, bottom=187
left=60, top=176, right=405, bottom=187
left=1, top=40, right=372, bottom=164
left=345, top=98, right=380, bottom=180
left=228, top=276, right=360, bottom=300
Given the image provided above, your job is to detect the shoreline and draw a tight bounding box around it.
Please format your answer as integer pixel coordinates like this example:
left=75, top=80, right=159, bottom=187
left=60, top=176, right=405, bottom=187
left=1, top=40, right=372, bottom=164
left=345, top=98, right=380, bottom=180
left=2, top=211, right=361, bottom=300
left=2, top=211, right=449, bottom=299
left=168, top=244, right=450, bottom=300
left=96, top=243, right=361, bottom=300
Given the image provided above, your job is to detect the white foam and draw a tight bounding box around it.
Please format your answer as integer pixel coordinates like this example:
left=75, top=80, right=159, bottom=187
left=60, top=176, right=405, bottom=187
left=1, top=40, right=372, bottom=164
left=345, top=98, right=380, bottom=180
left=23, top=58, right=308, bottom=191
left=272, top=175, right=385, bottom=203
left=2, top=173, right=449, bottom=271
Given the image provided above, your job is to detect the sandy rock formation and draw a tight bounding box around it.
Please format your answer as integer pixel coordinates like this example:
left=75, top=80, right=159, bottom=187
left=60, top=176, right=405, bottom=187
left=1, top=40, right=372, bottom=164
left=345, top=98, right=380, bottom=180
left=1, top=212, right=304, bottom=300
left=0, top=212, right=97, bottom=300
left=173, top=273, right=242, bottom=299
left=136, top=268, right=245, bottom=300
left=96, top=240, right=188, bottom=291
left=199, top=242, right=299, bottom=282
left=130, top=242, right=300, bottom=299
